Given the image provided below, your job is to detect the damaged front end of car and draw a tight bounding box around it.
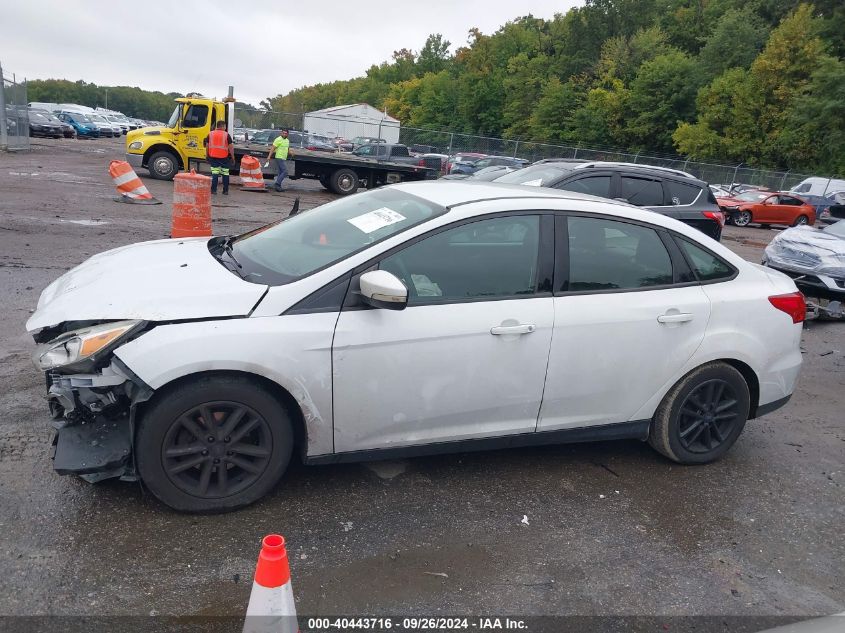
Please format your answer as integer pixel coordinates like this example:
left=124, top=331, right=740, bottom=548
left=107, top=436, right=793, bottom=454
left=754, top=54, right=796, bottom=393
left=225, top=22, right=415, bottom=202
left=32, top=320, right=153, bottom=482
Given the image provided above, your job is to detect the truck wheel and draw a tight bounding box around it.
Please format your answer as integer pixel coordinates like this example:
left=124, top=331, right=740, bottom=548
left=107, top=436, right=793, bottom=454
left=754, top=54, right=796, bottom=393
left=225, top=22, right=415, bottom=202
left=147, top=151, right=179, bottom=181
left=136, top=375, right=294, bottom=513
left=330, top=168, right=359, bottom=195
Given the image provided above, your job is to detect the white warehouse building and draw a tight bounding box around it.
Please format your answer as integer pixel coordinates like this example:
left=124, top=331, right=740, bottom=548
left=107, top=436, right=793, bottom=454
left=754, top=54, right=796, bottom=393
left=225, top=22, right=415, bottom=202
left=303, top=104, right=400, bottom=144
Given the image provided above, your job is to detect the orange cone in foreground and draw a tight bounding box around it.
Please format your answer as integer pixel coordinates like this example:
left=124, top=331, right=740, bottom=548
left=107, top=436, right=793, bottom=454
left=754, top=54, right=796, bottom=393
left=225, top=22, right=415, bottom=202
left=239, top=155, right=267, bottom=191
left=109, top=160, right=161, bottom=205
left=243, top=534, right=298, bottom=633
left=171, top=169, right=212, bottom=238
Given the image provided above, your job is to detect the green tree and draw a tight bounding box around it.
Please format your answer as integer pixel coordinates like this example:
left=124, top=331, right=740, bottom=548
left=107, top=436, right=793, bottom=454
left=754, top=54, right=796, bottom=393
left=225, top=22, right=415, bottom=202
left=777, top=57, right=845, bottom=174
left=626, top=50, right=703, bottom=152
left=698, top=8, right=769, bottom=79
left=528, top=78, right=582, bottom=142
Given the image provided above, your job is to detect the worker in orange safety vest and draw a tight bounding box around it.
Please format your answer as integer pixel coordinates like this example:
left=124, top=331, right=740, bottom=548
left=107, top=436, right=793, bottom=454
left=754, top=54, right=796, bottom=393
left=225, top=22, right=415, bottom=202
left=203, top=121, right=234, bottom=195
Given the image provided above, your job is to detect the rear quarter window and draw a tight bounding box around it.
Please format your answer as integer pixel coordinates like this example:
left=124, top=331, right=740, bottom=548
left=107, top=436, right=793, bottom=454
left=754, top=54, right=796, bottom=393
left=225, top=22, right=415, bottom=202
left=676, top=238, right=735, bottom=282
left=665, top=180, right=702, bottom=205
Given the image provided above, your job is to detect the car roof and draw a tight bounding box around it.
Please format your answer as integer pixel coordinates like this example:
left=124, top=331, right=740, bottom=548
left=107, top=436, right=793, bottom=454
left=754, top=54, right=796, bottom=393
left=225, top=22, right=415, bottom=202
left=390, top=180, right=634, bottom=209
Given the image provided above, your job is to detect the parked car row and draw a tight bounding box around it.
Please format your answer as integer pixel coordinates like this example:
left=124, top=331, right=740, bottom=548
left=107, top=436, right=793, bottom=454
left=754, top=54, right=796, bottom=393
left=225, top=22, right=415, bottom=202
left=24, top=102, right=161, bottom=140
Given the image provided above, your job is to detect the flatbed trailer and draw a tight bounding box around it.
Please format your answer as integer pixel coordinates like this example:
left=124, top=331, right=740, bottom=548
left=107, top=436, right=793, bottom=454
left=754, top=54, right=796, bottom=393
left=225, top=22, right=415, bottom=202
left=231, top=144, right=438, bottom=195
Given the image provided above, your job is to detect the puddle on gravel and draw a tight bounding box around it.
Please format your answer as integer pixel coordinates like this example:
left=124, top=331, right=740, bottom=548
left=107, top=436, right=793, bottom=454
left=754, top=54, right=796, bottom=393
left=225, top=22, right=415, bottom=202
left=61, top=219, right=109, bottom=226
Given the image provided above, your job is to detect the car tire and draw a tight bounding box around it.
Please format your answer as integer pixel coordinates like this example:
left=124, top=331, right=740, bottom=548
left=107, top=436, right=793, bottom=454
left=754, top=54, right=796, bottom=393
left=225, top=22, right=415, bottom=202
left=147, top=151, right=180, bottom=181
left=733, top=210, right=752, bottom=227
left=792, top=215, right=809, bottom=227
left=330, top=168, right=359, bottom=195
left=136, top=375, right=294, bottom=513
left=648, top=362, right=750, bottom=465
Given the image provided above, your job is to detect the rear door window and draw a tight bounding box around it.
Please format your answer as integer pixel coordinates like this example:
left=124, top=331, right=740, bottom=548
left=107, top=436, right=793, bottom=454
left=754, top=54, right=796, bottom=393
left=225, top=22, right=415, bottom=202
left=565, top=217, right=674, bottom=291
left=620, top=176, right=665, bottom=206
left=665, top=180, right=702, bottom=205
left=555, top=175, right=612, bottom=198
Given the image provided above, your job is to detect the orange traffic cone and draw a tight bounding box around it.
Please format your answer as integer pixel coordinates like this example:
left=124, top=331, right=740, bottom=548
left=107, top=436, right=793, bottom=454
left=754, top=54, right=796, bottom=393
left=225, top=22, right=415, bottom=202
left=239, top=155, right=267, bottom=191
left=109, top=160, right=161, bottom=205
left=243, top=535, right=298, bottom=633
left=171, top=169, right=212, bottom=238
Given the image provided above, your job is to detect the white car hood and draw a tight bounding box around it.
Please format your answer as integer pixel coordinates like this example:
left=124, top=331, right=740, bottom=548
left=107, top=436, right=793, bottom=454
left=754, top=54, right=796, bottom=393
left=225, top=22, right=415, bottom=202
left=26, top=238, right=268, bottom=332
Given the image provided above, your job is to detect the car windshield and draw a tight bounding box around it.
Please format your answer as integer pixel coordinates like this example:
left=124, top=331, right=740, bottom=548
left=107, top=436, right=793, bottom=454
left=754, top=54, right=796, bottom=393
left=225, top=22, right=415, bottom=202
left=74, top=114, right=92, bottom=123
left=736, top=191, right=770, bottom=201
left=167, top=106, right=180, bottom=128
left=494, top=164, right=572, bottom=186
left=824, top=221, right=845, bottom=238
left=230, top=188, right=446, bottom=285
left=30, top=113, right=48, bottom=122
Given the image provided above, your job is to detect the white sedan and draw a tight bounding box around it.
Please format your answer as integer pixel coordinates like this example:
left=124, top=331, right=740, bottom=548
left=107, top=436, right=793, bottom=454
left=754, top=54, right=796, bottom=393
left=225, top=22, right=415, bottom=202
left=27, top=182, right=805, bottom=512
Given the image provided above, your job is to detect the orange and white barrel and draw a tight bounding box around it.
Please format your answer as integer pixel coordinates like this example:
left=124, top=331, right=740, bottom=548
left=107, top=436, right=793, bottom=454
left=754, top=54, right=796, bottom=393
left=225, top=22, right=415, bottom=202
left=109, top=160, right=161, bottom=204
left=243, top=534, right=298, bottom=633
left=239, top=155, right=267, bottom=191
left=171, top=169, right=212, bottom=238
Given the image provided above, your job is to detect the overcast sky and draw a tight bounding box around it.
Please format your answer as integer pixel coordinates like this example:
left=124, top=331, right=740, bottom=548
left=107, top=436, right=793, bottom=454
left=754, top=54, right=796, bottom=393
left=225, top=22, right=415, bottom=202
left=3, top=0, right=582, bottom=106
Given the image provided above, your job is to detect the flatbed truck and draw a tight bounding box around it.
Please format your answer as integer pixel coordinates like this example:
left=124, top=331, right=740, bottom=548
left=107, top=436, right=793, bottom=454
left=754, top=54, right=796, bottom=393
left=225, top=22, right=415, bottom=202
left=124, top=89, right=438, bottom=195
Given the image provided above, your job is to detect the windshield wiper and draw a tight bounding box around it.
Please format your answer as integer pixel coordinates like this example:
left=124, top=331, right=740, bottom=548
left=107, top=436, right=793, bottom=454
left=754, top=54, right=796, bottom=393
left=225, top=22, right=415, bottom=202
left=220, top=235, right=243, bottom=269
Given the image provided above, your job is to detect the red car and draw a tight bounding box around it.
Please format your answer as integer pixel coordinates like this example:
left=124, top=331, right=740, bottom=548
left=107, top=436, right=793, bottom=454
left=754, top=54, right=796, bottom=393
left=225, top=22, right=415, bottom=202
left=722, top=191, right=816, bottom=228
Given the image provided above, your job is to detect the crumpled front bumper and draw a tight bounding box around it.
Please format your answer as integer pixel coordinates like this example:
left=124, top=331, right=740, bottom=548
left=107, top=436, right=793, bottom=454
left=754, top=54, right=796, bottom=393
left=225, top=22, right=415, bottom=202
left=45, top=360, right=152, bottom=482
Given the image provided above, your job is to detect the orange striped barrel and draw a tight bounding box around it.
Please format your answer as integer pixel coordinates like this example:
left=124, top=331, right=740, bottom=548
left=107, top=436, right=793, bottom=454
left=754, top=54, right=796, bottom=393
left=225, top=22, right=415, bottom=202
left=172, top=169, right=212, bottom=238
left=109, top=160, right=159, bottom=203
left=239, top=155, right=266, bottom=191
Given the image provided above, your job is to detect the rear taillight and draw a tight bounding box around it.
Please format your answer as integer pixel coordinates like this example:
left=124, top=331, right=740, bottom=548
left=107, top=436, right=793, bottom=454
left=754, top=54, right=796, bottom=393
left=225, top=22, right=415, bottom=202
left=417, top=159, right=425, bottom=166
left=306, top=145, right=317, bottom=150
left=769, top=292, right=806, bottom=324
left=702, top=210, right=725, bottom=227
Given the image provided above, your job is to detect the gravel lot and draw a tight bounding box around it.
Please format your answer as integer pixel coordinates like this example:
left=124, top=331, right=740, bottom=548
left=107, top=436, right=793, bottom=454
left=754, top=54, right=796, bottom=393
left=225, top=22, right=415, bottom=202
left=1, top=139, right=842, bottom=630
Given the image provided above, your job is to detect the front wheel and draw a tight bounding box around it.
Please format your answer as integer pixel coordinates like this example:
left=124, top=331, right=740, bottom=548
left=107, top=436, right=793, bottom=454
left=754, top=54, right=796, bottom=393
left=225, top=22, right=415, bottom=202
left=649, top=362, right=750, bottom=464
left=732, top=210, right=752, bottom=227
left=792, top=215, right=809, bottom=227
left=136, top=375, right=294, bottom=512
left=147, top=151, right=179, bottom=181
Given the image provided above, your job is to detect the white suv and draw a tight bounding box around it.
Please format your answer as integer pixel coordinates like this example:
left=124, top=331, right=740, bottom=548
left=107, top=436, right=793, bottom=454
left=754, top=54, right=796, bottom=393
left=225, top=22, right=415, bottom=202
left=27, top=182, right=804, bottom=512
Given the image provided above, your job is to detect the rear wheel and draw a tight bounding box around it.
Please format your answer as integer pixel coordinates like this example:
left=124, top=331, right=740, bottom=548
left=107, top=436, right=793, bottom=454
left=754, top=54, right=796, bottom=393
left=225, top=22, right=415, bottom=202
left=792, top=215, right=809, bottom=226
left=649, top=362, right=750, bottom=464
left=147, top=151, right=179, bottom=181
left=330, top=168, right=359, bottom=195
left=733, top=210, right=752, bottom=227
left=136, top=375, right=294, bottom=513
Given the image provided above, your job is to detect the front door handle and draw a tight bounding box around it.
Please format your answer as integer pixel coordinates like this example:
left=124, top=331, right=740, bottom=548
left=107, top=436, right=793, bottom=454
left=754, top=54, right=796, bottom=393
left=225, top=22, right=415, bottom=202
left=657, top=312, right=694, bottom=324
left=490, top=324, right=536, bottom=335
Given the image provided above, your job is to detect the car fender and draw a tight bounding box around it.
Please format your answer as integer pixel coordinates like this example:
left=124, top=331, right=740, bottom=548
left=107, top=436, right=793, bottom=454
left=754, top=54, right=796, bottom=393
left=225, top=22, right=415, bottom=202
left=114, top=315, right=338, bottom=457
left=630, top=329, right=767, bottom=422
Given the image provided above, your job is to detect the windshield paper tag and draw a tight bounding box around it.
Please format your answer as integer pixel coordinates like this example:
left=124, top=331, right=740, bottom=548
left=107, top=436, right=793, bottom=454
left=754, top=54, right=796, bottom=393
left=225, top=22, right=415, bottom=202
left=347, top=208, right=406, bottom=233
left=522, top=178, right=543, bottom=186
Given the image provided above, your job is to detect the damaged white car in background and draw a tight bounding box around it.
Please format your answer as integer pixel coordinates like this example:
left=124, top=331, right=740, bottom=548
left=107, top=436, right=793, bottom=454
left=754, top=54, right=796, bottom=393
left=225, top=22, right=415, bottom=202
left=763, top=220, right=845, bottom=319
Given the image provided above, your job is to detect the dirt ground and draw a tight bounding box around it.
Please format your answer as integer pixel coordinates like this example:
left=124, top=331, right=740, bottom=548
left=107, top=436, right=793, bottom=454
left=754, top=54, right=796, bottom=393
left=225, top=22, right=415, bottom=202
left=0, top=138, right=842, bottom=630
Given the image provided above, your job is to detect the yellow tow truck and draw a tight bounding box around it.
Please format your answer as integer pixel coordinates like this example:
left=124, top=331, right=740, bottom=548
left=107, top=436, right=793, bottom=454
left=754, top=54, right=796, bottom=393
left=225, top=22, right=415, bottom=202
left=125, top=88, right=437, bottom=195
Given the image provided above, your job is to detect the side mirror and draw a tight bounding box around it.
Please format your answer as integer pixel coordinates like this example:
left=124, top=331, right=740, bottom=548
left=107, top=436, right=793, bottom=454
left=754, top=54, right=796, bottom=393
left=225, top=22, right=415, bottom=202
left=359, top=270, right=408, bottom=311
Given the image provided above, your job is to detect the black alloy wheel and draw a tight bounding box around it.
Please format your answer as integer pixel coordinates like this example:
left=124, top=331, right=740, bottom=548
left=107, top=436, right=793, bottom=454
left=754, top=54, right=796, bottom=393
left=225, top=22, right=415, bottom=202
left=676, top=379, right=740, bottom=454
left=162, top=401, right=272, bottom=499
left=649, top=361, right=750, bottom=464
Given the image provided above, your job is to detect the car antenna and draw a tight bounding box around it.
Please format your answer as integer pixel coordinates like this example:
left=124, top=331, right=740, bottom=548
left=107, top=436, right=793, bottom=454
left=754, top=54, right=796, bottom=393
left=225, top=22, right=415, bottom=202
left=288, top=197, right=301, bottom=217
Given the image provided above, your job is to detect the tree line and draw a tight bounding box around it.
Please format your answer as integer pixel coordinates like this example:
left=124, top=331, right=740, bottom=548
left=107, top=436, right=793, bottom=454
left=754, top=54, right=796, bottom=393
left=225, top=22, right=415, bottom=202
left=264, top=0, right=843, bottom=175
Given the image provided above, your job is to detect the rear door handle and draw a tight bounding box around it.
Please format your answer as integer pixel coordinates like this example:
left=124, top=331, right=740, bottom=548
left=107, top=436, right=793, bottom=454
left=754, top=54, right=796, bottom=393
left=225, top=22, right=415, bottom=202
left=657, top=312, right=694, bottom=324
left=490, top=324, right=536, bottom=335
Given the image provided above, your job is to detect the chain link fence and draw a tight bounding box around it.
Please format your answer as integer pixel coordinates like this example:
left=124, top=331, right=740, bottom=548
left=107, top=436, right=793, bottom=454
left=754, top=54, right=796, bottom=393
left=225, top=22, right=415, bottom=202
left=0, top=63, right=29, bottom=151
left=233, top=105, right=825, bottom=190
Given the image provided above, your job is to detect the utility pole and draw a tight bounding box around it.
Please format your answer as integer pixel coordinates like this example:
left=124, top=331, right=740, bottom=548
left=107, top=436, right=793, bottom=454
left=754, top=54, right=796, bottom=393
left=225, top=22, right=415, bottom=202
left=105, top=87, right=108, bottom=109
left=0, top=60, right=8, bottom=150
